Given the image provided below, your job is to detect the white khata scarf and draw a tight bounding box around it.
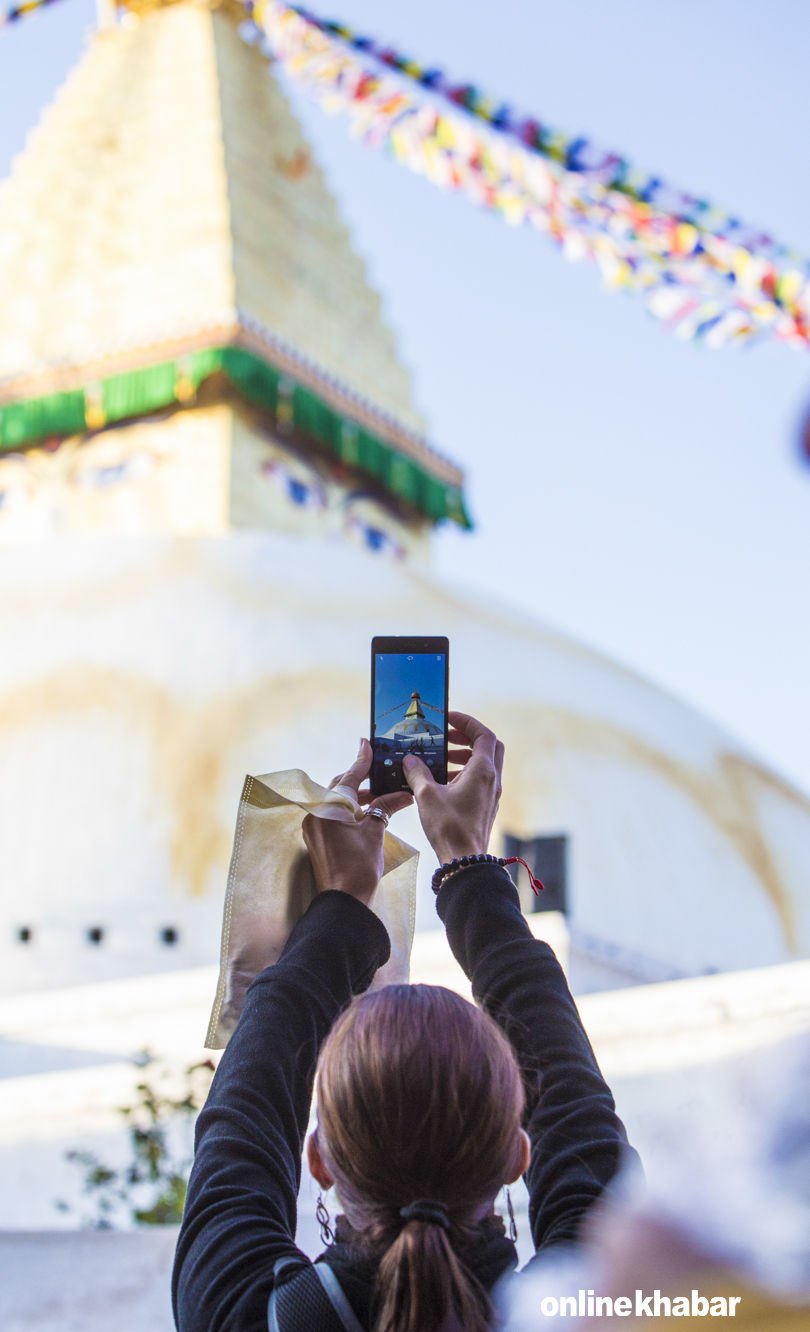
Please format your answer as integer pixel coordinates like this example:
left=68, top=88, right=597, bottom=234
left=206, top=769, right=418, bottom=1048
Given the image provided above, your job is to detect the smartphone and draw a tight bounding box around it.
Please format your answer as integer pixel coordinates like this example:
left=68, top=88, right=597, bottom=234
left=370, top=637, right=449, bottom=796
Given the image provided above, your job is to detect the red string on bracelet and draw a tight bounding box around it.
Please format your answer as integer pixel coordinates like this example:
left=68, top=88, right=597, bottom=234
left=503, top=856, right=544, bottom=895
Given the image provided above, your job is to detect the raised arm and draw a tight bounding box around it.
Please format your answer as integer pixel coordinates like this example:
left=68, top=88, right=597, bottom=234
left=437, top=863, right=637, bottom=1253
left=173, top=744, right=410, bottom=1332
left=404, top=714, right=639, bottom=1255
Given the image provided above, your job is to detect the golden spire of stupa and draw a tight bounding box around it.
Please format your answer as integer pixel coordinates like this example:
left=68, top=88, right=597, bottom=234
left=0, top=0, right=468, bottom=542
left=0, top=0, right=420, bottom=428
left=404, top=690, right=426, bottom=720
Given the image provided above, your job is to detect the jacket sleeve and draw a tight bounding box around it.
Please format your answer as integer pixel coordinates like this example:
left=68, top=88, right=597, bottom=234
left=172, top=890, right=391, bottom=1332
left=436, top=864, right=639, bottom=1254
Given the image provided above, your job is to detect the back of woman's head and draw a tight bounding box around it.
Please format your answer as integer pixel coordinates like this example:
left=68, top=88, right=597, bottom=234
left=314, top=984, right=525, bottom=1332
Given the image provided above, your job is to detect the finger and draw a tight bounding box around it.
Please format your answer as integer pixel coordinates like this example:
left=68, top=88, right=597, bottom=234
left=448, top=747, right=473, bottom=766
left=357, top=781, right=414, bottom=807
left=494, top=739, right=505, bottom=784
left=356, top=794, right=412, bottom=851
left=328, top=739, right=372, bottom=794
left=444, top=708, right=495, bottom=761
left=448, top=727, right=473, bottom=746
left=368, top=791, right=413, bottom=819
left=301, top=811, right=317, bottom=849
left=402, top=753, right=436, bottom=796
left=448, top=711, right=486, bottom=735
left=448, top=712, right=497, bottom=769
left=448, top=711, right=497, bottom=748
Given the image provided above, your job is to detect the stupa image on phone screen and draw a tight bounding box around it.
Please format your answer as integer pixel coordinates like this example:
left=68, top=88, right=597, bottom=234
left=372, top=652, right=447, bottom=791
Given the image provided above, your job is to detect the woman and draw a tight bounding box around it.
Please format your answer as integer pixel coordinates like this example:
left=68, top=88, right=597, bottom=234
left=173, top=713, right=638, bottom=1332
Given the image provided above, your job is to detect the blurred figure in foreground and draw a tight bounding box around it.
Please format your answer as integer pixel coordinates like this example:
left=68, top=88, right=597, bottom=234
left=501, top=1031, right=810, bottom=1329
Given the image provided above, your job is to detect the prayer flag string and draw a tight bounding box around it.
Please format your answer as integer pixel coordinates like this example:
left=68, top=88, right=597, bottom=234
left=5, top=0, right=810, bottom=351
left=245, top=1, right=810, bottom=351
left=0, top=0, right=63, bottom=30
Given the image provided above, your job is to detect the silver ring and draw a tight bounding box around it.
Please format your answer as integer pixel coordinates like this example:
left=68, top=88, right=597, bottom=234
left=365, top=807, right=390, bottom=826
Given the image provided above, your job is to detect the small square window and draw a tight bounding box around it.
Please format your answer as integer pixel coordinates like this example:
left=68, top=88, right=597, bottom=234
left=17, top=926, right=32, bottom=944
left=503, top=834, right=568, bottom=914
left=86, top=926, right=104, bottom=945
left=160, top=927, right=179, bottom=946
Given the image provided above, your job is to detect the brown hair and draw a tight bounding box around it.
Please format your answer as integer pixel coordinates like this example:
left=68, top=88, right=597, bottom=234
left=314, top=984, right=525, bottom=1332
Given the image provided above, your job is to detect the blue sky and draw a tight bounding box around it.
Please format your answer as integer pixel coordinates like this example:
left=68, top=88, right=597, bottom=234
left=373, top=653, right=447, bottom=736
left=3, top=0, right=810, bottom=793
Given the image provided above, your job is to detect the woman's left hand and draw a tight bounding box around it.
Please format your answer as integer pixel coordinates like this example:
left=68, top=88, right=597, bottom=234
left=301, top=739, right=413, bottom=906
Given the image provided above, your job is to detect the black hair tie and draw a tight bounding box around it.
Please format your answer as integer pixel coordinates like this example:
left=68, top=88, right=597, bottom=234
left=399, top=1199, right=451, bottom=1229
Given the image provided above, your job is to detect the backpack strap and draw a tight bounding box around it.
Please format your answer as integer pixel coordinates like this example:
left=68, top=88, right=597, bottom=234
left=312, top=1264, right=365, bottom=1332
left=268, top=1258, right=365, bottom=1332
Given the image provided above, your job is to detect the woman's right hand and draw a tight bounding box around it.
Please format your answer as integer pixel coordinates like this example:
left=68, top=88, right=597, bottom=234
left=302, top=739, right=412, bottom=907
left=402, top=712, right=504, bottom=865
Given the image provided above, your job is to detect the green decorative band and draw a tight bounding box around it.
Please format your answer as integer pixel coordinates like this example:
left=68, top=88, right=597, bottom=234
left=0, top=346, right=471, bottom=529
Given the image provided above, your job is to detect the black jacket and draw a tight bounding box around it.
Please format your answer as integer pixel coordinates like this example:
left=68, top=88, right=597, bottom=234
left=173, top=864, right=638, bottom=1331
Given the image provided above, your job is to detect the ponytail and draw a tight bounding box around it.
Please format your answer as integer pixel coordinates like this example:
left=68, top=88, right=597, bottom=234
left=375, top=1218, right=491, bottom=1332
left=314, top=985, right=525, bottom=1332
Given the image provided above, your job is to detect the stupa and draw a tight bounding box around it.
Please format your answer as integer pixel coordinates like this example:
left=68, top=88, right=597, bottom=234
left=381, top=691, right=444, bottom=752
left=1, top=0, right=810, bottom=1001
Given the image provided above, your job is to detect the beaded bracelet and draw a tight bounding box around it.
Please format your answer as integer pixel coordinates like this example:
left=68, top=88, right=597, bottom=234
left=431, top=853, right=544, bottom=895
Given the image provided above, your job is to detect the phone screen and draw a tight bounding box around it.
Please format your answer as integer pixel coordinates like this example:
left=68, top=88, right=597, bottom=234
left=370, top=637, right=449, bottom=795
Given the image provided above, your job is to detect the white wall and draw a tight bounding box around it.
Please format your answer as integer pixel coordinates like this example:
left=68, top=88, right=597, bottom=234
left=0, top=1229, right=179, bottom=1332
